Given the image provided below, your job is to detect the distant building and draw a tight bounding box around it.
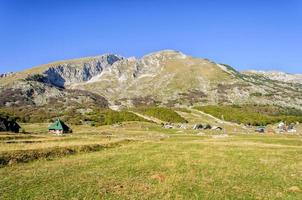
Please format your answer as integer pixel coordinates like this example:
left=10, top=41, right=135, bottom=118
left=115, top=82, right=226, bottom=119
left=179, top=124, right=187, bottom=129
left=164, top=123, right=174, bottom=129
left=0, top=116, right=21, bottom=133
left=193, top=124, right=203, bottom=130
left=204, top=124, right=212, bottom=130
left=255, top=126, right=265, bottom=133
left=278, top=122, right=286, bottom=132
left=277, top=122, right=297, bottom=133
left=287, top=123, right=297, bottom=133
left=48, top=119, right=71, bottom=134
left=212, top=126, right=223, bottom=131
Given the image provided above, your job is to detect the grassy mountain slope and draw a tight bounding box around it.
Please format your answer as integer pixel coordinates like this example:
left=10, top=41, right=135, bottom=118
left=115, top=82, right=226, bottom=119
left=73, top=51, right=237, bottom=104
left=1, top=50, right=302, bottom=112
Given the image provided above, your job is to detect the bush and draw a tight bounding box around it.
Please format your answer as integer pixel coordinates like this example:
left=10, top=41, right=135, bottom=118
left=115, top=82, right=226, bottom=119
left=0, top=88, right=35, bottom=107
left=25, top=74, right=46, bottom=82
left=250, top=92, right=263, bottom=97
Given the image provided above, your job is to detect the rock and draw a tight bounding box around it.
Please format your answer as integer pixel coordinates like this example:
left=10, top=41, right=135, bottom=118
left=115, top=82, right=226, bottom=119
left=0, top=72, right=14, bottom=78
left=0, top=80, right=108, bottom=108
left=43, top=54, right=123, bottom=87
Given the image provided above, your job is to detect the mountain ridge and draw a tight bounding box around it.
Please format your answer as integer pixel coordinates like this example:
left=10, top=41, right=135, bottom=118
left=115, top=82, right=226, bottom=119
left=1, top=50, right=302, bottom=111
left=243, top=70, right=302, bottom=85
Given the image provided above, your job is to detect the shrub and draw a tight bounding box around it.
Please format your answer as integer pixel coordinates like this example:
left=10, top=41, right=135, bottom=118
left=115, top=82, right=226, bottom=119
left=0, top=88, right=35, bottom=107
left=25, top=74, right=46, bottom=82
left=250, top=92, right=263, bottom=97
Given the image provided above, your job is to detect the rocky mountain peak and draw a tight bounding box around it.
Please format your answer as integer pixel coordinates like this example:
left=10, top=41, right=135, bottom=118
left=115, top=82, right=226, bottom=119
left=143, top=50, right=188, bottom=60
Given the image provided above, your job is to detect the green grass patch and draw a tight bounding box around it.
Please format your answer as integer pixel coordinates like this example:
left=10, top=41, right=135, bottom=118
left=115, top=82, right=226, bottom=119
left=174, top=107, right=192, bottom=113
left=0, top=134, right=301, bottom=199
left=1, top=106, right=149, bottom=126
left=82, top=110, right=149, bottom=126
left=134, top=107, right=188, bottom=123
left=194, top=105, right=302, bottom=126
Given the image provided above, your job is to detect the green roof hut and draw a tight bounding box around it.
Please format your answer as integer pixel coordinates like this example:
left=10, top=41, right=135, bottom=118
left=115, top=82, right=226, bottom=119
left=48, top=119, right=71, bottom=134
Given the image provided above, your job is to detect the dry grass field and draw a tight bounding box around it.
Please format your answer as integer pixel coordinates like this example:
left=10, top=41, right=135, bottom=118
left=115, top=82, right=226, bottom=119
left=0, top=120, right=301, bottom=200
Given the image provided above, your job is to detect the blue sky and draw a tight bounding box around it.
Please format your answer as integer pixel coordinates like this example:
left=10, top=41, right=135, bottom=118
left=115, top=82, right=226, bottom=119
left=0, top=0, right=301, bottom=74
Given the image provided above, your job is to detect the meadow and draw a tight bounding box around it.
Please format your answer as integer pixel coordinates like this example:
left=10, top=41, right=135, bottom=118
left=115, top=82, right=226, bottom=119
left=195, top=105, right=302, bottom=126
left=0, top=119, right=301, bottom=200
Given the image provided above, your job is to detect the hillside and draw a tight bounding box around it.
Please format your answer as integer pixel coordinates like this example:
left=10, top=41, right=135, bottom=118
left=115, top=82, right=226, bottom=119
left=243, top=70, right=302, bottom=85
left=1, top=50, right=302, bottom=113
left=1, top=52, right=302, bottom=200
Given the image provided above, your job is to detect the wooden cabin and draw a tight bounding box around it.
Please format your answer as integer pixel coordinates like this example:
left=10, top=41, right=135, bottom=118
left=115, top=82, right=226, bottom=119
left=48, top=119, right=71, bottom=134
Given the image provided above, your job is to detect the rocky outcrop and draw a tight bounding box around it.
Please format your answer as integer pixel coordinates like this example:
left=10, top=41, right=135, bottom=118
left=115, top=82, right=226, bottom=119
left=0, top=80, right=108, bottom=108
left=243, top=70, right=302, bottom=85
left=43, top=54, right=123, bottom=87
left=0, top=72, right=14, bottom=78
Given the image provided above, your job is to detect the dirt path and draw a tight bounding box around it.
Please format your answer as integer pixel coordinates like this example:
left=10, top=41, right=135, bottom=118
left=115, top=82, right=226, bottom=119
left=189, top=108, right=245, bottom=128
left=129, top=111, right=164, bottom=124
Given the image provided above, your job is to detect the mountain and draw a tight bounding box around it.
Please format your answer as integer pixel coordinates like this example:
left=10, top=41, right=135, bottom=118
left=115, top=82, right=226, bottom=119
left=243, top=70, right=302, bottom=85
left=0, top=72, right=14, bottom=78
left=1, top=50, right=302, bottom=112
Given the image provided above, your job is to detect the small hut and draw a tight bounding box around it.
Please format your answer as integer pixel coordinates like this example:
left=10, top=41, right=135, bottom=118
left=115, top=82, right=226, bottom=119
left=211, top=126, right=223, bottom=131
left=48, top=119, right=71, bottom=134
left=0, top=116, right=21, bottom=133
left=193, top=124, right=203, bottom=130
left=255, top=126, right=265, bottom=133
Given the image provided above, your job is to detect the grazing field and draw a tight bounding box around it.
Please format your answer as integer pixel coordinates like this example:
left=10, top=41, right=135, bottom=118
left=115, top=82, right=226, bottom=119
left=194, top=105, right=302, bottom=126
left=0, top=122, right=302, bottom=200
